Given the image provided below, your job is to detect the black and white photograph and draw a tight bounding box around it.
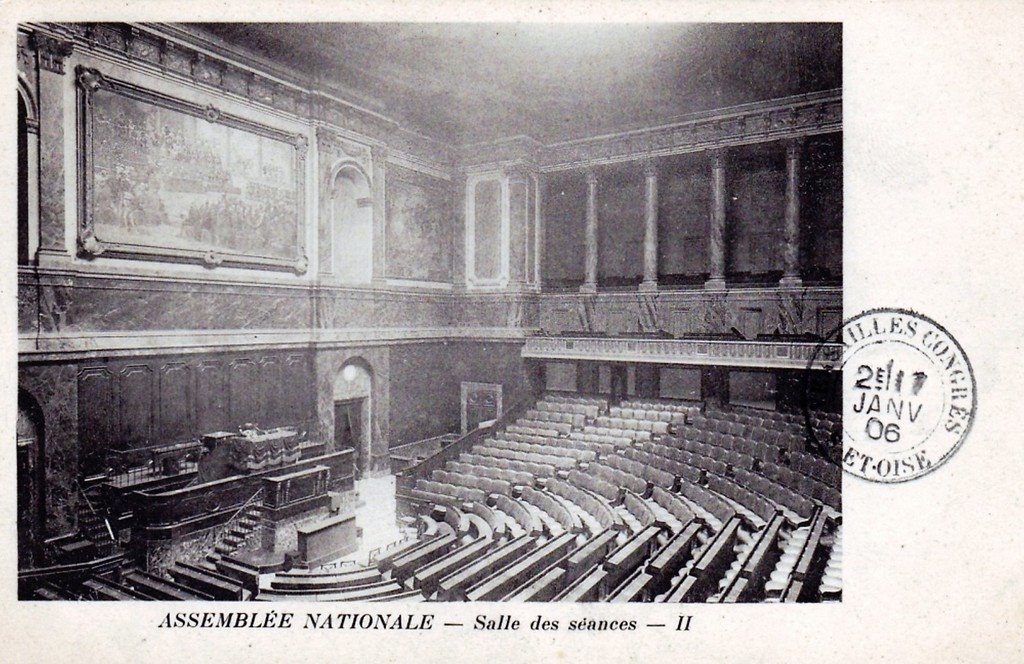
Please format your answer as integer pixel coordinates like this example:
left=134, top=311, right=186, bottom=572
left=13, top=21, right=846, bottom=604
left=7, top=5, right=1024, bottom=661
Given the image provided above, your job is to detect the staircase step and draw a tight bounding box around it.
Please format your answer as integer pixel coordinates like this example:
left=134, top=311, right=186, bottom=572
left=169, top=564, right=246, bottom=601
left=124, top=571, right=211, bottom=601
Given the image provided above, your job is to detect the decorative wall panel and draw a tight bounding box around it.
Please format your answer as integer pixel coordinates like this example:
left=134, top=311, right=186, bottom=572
left=385, top=165, right=452, bottom=282
left=472, top=179, right=503, bottom=281
left=76, top=66, right=308, bottom=273
left=77, top=367, right=116, bottom=475
left=119, top=364, right=155, bottom=447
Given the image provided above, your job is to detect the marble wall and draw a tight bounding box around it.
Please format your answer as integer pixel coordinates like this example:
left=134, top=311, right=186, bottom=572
left=18, top=363, right=79, bottom=537
left=388, top=341, right=529, bottom=447
left=18, top=271, right=312, bottom=335
left=538, top=287, right=842, bottom=339
left=314, top=347, right=391, bottom=474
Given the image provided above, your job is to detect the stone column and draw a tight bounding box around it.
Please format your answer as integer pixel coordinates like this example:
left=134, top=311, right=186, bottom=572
left=640, top=159, right=660, bottom=292
left=507, top=168, right=529, bottom=288
left=780, top=139, right=803, bottom=288
left=32, top=33, right=74, bottom=262
left=370, top=145, right=388, bottom=287
left=705, top=149, right=727, bottom=290
left=581, top=169, right=599, bottom=294
left=534, top=173, right=545, bottom=290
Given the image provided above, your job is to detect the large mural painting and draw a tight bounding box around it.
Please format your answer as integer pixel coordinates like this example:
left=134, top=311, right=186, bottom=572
left=385, top=165, right=452, bottom=283
left=77, top=67, right=307, bottom=272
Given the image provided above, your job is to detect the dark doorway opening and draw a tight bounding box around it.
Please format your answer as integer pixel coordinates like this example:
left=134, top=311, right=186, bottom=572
left=334, top=398, right=365, bottom=470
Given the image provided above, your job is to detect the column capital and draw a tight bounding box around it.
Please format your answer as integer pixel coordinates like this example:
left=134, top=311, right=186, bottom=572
left=785, top=137, right=805, bottom=159
left=503, top=165, right=532, bottom=183
left=369, top=144, right=389, bottom=165
left=30, top=33, right=74, bottom=75
left=640, top=157, right=659, bottom=178
left=708, top=147, right=728, bottom=169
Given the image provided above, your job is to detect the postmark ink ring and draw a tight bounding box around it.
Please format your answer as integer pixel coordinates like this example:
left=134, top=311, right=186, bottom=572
left=805, top=308, right=976, bottom=483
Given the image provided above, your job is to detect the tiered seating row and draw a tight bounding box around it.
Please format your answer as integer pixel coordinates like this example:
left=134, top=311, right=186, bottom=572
left=460, top=452, right=556, bottom=478
left=567, top=431, right=634, bottom=450
left=493, top=495, right=542, bottom=535
left=472, top=445, right=577, bottom=471
left=447, top=461, right=532, bottom=487
left=412, top=479, right=486, bottom=504
left=678, top=481, right=736, bottom=527
left=543, top=394, right=608, bottom=408
left=587, top=462, right=647, bottom=495
left=431, top=469, right=512, bottom=496
left=536, top=400, right=601, bottom=419
left=605, top=453, right=675, bottom=489
left=707, top=474, right=780, bottom=525
left=522, top=486, right=580, bottom=534
left=547, top=479, right=621, bottom=531
left=620, top=399, right=701, bottom=416
left=591, top=416, right=665, bottom=436
left=523, top=409, right=587, bottom=429
left=485, top=437, right=596, bottom=463
left=567, top=469, right=620, bottom=502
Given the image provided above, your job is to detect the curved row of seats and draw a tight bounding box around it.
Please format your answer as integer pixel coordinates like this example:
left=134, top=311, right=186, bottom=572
left=707, top=473, right=781, bottom=525
left=567, top=469, right=620, bottom=502
left=459, top=451, right=556, bottom=478
left=608, top=406, right=684, bottom=423
left=567, top=431, right=633, bottom=449
left=472, top=445, right=577, bottom=471
left=620, top=398, right=700, bottom=416
left=546, top=478, right=620, bottom=531
left=447, top=461, right=533, bottom=487
left=634, top=440, right=830, bottom=517
left=587, top=462, right=647, bottom=495
left=591, top=415, right=669, bottom=435
left=535, top=400, right=602, bottom=419
left=483, top=437, right=596, bottom=463
left=523, top=409, right=587, bottom=429
left=604, top=453, right=675, bottom=490
left=651, top=485, right=697, bottom=525
left=677, top=480, right=736, bottom=528
left=522, top=486, right=579, bottom=534
left=412, top=479, right=486, bottom=504
left=687, top=426, right=805, bottom=454
left=493, top=494, right=542, bottom=535
left=430, top=469, right=512, bottom=497
left=505, top=423, right=563, bottom=438
left=544, top=394, right=608, bottom=408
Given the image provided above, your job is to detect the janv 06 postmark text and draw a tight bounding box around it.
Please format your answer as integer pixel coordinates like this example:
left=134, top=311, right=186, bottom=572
left=812, top=308, right=976, bottom=483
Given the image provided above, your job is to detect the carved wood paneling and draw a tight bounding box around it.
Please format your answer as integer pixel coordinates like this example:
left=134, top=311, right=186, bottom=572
left=228, top=358, right=260, bottom=426
left=77, top=367, right=115, bottom=475
left=159, top=362, right=192, bottom=442
left=119, top=364, right=155, bottom=448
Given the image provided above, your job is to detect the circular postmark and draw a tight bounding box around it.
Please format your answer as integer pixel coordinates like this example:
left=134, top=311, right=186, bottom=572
left=805, top=308, right=976, bottom=483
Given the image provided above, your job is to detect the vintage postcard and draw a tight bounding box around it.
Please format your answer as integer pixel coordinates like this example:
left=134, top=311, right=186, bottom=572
left=2, top=1, right=1022, bottom=662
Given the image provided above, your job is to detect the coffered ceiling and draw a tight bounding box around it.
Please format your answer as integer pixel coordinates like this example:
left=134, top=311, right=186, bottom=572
left=186, top=22, right=841, bottom=145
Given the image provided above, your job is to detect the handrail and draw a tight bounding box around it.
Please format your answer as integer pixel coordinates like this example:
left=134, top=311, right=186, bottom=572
left=18, top=552, right=125, bottom=583
left=74, top=479, right=115, bottom=542
left=220, top=487, right=265, bottom=533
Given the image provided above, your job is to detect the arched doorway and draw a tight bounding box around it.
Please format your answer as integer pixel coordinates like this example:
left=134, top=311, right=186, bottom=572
left=17, top=389, right=45, bottom=567
left=333, top=359, right=373, bottom=476
left=330, top=165, right=373, bottom=283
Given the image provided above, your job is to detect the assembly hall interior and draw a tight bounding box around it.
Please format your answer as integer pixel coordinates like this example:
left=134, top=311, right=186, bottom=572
left=15, top=22, right=843, bottom=603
